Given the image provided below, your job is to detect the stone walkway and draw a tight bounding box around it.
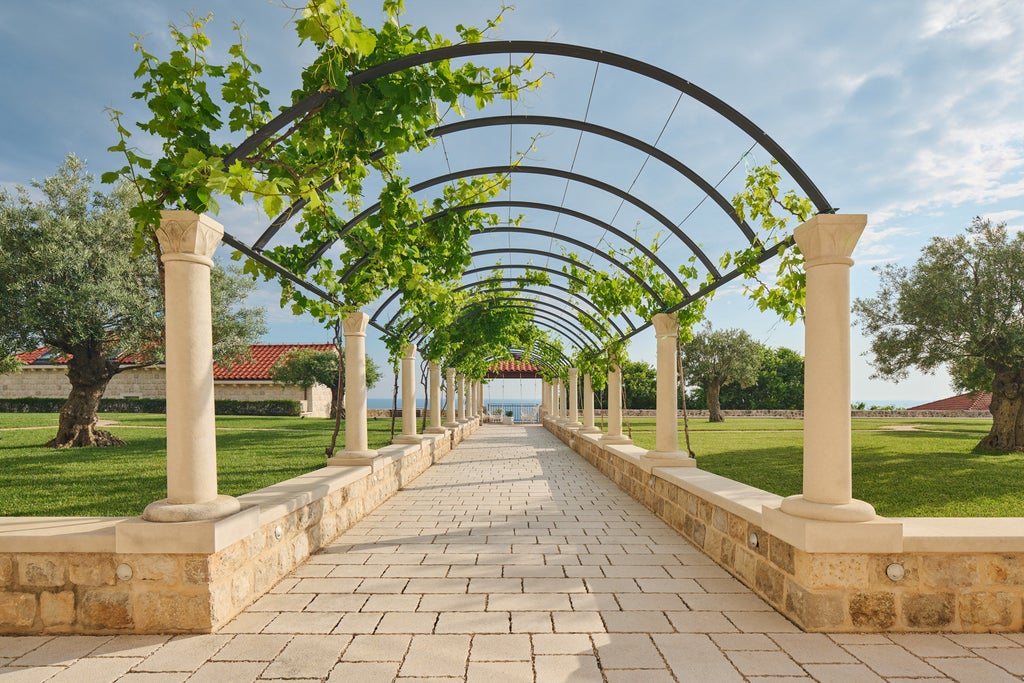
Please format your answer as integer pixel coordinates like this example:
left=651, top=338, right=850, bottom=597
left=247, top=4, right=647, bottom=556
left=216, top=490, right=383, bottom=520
left=3, top=424, right=1024, bottom=682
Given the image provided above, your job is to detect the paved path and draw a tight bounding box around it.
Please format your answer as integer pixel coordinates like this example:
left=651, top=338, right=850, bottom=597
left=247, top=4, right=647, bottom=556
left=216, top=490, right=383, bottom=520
left=3, top=424, right=1024, bottom=682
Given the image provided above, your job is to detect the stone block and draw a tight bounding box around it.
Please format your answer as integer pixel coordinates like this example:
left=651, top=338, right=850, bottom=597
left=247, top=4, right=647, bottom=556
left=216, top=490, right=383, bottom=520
left=0, top=592, right=36, bottom=628
left=748, top=522, right=769, bottom=558
left=0, top=556, right=12, bottom=585
left=231, top=568, right=254, bottom=605
left=40, top=590, right=75, bottom=626
left=734, top=548, right=758, bottom=585
left=920, top=555, right=977, bottom=589
left=868, top=554, right=919, bottom=588
left=18, top=555, right=66, bottom=587
left=785, top=580, right=845, bottom=630
left=729, top=515, right=746, bottom=542
left=794, top=554, right=869, bottom=590
left=712, top=507, right=729, bottom=533
left=849, top=591, right=896, bottom=629
left=981, top=554, right=1024, bottom=585
left=958, top=591, right=1019, bottom=630
left=184, top=558, right=211, bottom=584
left=692, top=520, right=706, bottom=548
left=80, top=589, right=133, bottom=629
left=133, top=555, right=180, bottom=584
left=134, top=590, right=211, bottom=632
left=769, top=537, right=795, bottom=574
left=756, top=562, right=785, bottom=605
left=69, top=556, right=116, bottom=586
left=902, top=592, right=955, bottom=629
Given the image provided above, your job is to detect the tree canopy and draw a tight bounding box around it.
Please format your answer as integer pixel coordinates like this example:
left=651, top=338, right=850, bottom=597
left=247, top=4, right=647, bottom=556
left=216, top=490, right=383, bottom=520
left=688, top=346, right=803, bottom=411
left=269, top=346, right=382, bottom=417
left=855, top=218, right=1024, bottom=451
left=0, top=156, right=266, bottom=447
left=682, top=326, right=762, bottom=422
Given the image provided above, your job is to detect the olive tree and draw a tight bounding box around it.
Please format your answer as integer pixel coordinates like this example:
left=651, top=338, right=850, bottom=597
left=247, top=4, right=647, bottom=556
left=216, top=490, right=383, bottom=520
left=855, top=218, right=1024, bottom=451
left=682, top=326, right=762, bottom=422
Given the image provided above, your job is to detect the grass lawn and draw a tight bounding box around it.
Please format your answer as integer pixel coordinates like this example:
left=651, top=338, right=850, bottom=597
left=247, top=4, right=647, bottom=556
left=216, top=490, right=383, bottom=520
left=0, top=414, right=398, bottom=517
left=614, top=416, right=1024, bottom=517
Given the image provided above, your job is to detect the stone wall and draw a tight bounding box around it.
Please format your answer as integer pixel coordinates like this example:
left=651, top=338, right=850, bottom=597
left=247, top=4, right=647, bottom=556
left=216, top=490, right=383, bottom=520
left=591, top=409, right=992, bottom=419
left=549, top=420, right=1023, bottom=633
left=0, top=366, right=333, bottom=418
left=0, top=420, right=478, bottom=634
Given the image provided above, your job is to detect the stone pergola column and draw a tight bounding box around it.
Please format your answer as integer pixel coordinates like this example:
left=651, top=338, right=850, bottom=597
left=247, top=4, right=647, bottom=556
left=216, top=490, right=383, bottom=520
left=567, top=367, right=582, bottom=428
left=540, top=380, right=549, bottom=417
left=444, top=367, right=459, bottom=428
left=643, top=313, right=695, bottom=466
left=143, top=211, right=240, bottom=522
left=394, top=343, right=422, bottom=443
left=580, top=373, right=601, bottom=434
left=457, top=374, right=468, bottom=422
left=426, top=361, right=446, bottom=434
left=780, top=214, right=875, bottom=523
left=478, top=382, right=484, bottom=418
left=328, top=311, right=378, bottom=464
left=600, top=364, right=631, bottom=444
left=554, top=378, right=565, bottom=423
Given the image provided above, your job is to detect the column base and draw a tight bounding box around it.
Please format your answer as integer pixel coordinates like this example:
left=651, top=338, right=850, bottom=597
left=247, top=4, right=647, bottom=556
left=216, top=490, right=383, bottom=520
left=779, top=494, right=876, bottom=523
left=566, top=421, right=583, bottom=429
left=641, top=450, right=697, bottom=471
left=425, top=426, right=447, bottom=434
left=599, top=433, right=632, bottom=445
left=579, top=426, right=602, bottom=434
left=142, top=494, right=241, bottom=523
left=443, top=421, right=460, bottom=428
left=326, top=449, right=379, bottom=466
left=393, top=434, right=425, bottom=444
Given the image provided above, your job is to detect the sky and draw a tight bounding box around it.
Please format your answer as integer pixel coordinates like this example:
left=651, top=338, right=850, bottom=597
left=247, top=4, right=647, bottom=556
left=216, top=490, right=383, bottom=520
left=1, top=0, right=1022, bottom=404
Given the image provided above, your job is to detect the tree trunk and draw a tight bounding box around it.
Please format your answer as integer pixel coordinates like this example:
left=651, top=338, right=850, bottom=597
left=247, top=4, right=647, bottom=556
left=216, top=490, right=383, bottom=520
left=979, top=369, right=1024, bottom=451
left=46, top=346, right=125, bottom=448
left=326, top=325, right=344, bottom=456
left=389, top=372, right=399, bottom=440
left=678, top=340, right=695, bottom=457
left=707, top=382, right=725, bottom=423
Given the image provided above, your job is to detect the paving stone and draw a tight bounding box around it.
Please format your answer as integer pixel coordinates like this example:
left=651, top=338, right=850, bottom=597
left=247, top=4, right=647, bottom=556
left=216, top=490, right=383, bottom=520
left=712, top=633, right=779, bottom=650
left=341, top=634, right=411, bottom=662
left=116, top=674, right=189, bottom=683
left=665, top=611, right=738, bottom=633
left=769, top=634, right=857, bottom=663
left=218, top=612, right=276, bottom=634
left=534, top=654, right=602, bottom=682
left=400, top=634, right=471, bottom=677
left=44, top=656, right=139, bottom=683
left=326, top=661, right=400, bottom=682
left=604, top=670, right=675, bottom=683
left=802, top=663, right=888, bottom=682
left=333, top=612, right=384, bottom=633
left=0, top=668, right=68, bottom=683
left=601, top=611, right=673, bottom=633
left=185, top=660, right=265, bottom=683
left=592, top=633, right=664, bottom=668
left=376, top=612, right=438, bottom=633
left=10, top=635, right=110, bottom=667
left=552, top=611, right=606, bottom=633
left=263, top=611, right=341, bottom=633
left=261, top=634, right=349, bottom=679
left=511, top=611, right=554, bottom=633
left=727, top=650, right=805, bottom=676
left=435, top=611, right=511, bottom=633
left=615, top=594, right=686, bottom=611
left=466, top=660, right=534, bottom=683
left=926, top=656, right=1022, bottom=682
left=362, top=594, right=422, bottom=612
left=418, top=594, right=488, bottom=612
left=653, top=633, right=745, bottom=683
left=211, top=634, right=292, bottom=661
left=488, top=593, right=572, bottom=612
left=0, top=637, right=53, bottom=658
left=470, top=634, right=532, bottom=661
left=89, top=635, right=171, bottom=658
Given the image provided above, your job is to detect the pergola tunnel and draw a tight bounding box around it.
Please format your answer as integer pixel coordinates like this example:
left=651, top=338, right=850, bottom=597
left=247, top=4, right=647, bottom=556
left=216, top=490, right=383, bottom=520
left=7, top=29, right=1024, bottom=639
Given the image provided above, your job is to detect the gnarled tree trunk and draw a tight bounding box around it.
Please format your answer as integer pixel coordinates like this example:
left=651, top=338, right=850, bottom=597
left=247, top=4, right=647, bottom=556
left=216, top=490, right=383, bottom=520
left=706, top=381, right=725, bottom=423
left=979, top=369, right=1024, bottom=451
left=46, top=345, right=125, bottom=448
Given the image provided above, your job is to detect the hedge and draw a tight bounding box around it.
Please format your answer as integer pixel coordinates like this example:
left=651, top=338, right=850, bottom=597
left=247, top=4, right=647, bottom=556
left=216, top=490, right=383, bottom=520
left=0, top=397, right=302, bottom=417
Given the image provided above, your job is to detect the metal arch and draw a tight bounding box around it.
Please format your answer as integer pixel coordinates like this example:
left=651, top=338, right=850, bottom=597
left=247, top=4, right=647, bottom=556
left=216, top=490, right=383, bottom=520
left=450, top=278, right=632, bottom=336
left=444, top=284, right=622, bottom=339
left=313, top=199, right=688, bottom=293
left=253, top=114, right=755, bottom=251
left=459, top=264, right=642, bottom=331
left=225, top=40, right=832, bottom=214
left=347, top=230, right=667, bottom=307
left=412, top=300, right=599, bottom=353
left=415, top=309, right=594, bottom=357
left=304, top=166, right=715, bottom=279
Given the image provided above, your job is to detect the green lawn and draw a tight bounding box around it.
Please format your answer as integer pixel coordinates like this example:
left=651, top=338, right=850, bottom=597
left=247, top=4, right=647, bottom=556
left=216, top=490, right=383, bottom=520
left=617, top=416, right=1024, bottom=517
left=0, top=414, right=397, bottom=517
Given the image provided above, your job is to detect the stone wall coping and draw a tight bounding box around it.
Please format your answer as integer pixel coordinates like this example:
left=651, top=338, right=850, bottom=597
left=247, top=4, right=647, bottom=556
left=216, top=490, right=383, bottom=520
left=0, top=517, right=127, bottom=553
left=653, top=467, right=782, bottom=526
left=602, top=443, right=647, bottom=464
left=241, top=465, right=372, bottom=527
left=898, top=517, right=1024, bottom=552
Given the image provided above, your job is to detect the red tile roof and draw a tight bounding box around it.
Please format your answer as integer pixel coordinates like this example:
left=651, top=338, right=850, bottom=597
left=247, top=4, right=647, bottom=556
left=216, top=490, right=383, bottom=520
left=215, top=344, right=335, bottom=380
left=909, top=392, right=992, bottom=411
left=487, top=359, right=540, bottom=378
left=14, top=344, right=335, bottom=381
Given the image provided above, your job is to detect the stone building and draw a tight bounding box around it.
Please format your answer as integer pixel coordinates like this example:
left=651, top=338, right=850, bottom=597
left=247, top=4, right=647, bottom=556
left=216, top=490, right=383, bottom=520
left=3, top=344, right=335, bottom=417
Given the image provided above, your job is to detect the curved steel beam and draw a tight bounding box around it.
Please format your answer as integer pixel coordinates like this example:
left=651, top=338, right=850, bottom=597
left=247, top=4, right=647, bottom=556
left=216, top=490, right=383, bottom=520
left=226, top=40, right=831, bottom=217
left=305, top=166, right=715, bottom=279
left=253, top=114, right=755, bottom=250
left=314, top=200, right=688, bottom=295
left=451, top=278, right=631, bottom=336
left=348, top=230, right=666, bottom=307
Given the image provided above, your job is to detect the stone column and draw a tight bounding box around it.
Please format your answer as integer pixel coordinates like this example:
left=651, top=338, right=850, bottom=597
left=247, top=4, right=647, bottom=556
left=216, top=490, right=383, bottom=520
left=477, top=382, right=484, bottom=418
left=444, top=367, right=458, bottom=428
left=554, top=378, right=564, bottom=423
left=327, top=311, right=379, bottom=464
left=540, top=380, right=549, bottom=417
left=426, top=361, right=446, bottom=434
left=143, top=211, right=240, bottom=522
left=567, top=367, right=582, bottom=428
left=457, top=374, right=468, bottom=422
left=780, top=214, right=876, bottom=523
left=643, top=313, right=695, bottom=466
left=580, top=373, right=601, bottom=433
left=394, top=343, right=422, bottom=443
left=601, top=364, right=631, bottom=444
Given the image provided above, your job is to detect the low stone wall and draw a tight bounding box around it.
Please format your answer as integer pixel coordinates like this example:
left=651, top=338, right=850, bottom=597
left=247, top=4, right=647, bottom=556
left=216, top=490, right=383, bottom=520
left=0, top=420, right=479, bottom=634
left=592, top=409, right=991, bottom=419
left=548, top=419, right=1023, bottom=632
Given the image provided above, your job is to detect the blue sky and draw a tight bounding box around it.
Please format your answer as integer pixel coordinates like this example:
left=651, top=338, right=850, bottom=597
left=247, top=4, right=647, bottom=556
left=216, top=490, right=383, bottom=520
left=2, top=1, right=1022, bottom=403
